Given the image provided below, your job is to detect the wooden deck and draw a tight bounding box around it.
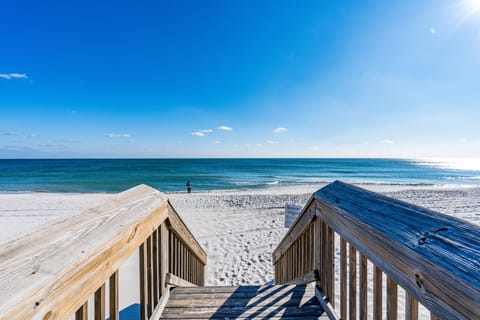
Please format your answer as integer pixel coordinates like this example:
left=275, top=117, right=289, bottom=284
left=161, top=284, right=328, bottom=319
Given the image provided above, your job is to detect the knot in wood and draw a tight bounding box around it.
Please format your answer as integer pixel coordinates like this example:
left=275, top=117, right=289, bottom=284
left=415, top=274, right=424, bottom=289
left=418, top=227, right=448, bottom=245
left=128, top=226, right=138, bottom=242
left=42, top=311, right=53, bottom=320
left=418, top=237, right=427, bottom=245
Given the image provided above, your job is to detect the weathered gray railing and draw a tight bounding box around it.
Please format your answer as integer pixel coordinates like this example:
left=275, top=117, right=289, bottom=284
left=272, top=181, right=480, bottom=319
left=0, top=184, right=206, bottom=320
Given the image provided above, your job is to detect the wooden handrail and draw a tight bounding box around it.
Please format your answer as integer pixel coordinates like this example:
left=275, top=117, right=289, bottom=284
left=0, top=184, right=207, bottom=320
left=273, top=181, right=480, bottom=319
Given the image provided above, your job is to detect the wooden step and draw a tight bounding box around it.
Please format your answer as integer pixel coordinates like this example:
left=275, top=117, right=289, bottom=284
left=161, top=305, right=324, bottom=318
left=171, top=284, right=311, bottom=294
left=170, top=285, right=314, bottom=300
left=166, top=295, right=318, bottom=308
left=162, top=284, right=328, bottom=319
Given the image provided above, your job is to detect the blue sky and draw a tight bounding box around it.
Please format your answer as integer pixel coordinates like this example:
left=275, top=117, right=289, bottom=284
left=1, top=0, right=480, bottom=158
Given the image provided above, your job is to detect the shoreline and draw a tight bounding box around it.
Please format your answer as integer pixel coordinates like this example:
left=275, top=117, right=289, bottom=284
left=1, top=180, right=479, bottom=196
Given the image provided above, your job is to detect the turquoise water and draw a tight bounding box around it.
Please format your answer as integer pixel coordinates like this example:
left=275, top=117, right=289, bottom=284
left=0, top=158, right=479, bottom=193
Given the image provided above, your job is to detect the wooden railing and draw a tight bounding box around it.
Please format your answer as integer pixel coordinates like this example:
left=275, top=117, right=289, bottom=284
left=0, top=184, right=206, bottom=320
left=273, top=181, right=480, bottom=319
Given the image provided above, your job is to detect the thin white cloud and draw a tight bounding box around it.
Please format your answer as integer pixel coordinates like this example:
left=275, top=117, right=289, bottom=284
left=213, top=141, right=221, bottom=144
left=430, top=27, right=436, bottom=34
left=217, top=125, right=233, bottom=131
left=199, top=129, right=213, bottom=133
left=192, top=131, right=205, bottom=137
left=266, top=140, right=279, bottom=144
left=379, top=139, right=394, bottom=144
left=105, top=133, right=131, bottom=138
left=256, top=143, right=263, bottom=147
left=38, top=143, right=68, bottom=149
left=3, top=131, right=20, bottom=136
left=274, top=127, right=288, bottom=134
left=0, top=73, right=28, bottom=79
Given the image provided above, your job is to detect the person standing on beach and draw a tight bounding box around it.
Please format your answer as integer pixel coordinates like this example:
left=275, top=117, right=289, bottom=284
left=186, top=180, right=192, bottom=193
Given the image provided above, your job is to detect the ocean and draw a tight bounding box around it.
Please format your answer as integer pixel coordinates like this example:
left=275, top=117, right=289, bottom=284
left=0, top=158, right=479, bottom=193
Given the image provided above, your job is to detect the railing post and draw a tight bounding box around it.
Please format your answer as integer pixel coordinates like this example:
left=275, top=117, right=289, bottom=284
left=314, top=216, right=322, bottom=290
left=160, top=222, right=169, bottom=296
left=139, top=242, right=148, bottom=320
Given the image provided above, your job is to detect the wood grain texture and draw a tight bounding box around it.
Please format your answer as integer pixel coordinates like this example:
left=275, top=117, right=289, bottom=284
left=313, top=181, right=480, bottom=319
left=0, top=184, right=207, bottom=320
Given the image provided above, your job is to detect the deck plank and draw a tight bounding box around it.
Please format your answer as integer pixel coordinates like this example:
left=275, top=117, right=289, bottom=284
left=163, top=284, right=325, bottom=319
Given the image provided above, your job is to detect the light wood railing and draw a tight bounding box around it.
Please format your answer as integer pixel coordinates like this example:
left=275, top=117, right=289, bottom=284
left=0, top=184, right=206, bottom=320
left=273, top=181, right=480, bottom=319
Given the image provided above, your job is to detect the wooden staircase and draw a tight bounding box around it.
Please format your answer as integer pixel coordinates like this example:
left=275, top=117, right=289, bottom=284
left=3, top=183, right=480, bottom=319
left=161, top=284, right=328, bottom=319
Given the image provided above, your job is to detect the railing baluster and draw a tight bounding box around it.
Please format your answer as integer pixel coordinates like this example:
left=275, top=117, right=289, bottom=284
left=152, top=229, right=159, bottom=304
left=321, top=221, right=327, bottom=294
left=75, top=301, right=88, bottom=320
left=360, top=254, right=368, bottom=320
left=184, top=242, right=187, bottom=279
left=94, top=283, right=105, bottom=320
left=327, top=226, right=334, bottom=305
left=139, top=242, right=148, bottom=320
left=109, top=271, right=119, bottom=320
left=176, top=235, right=180, bottom=277
left=168, top=230, right=173, bottom=276
left=373, top=266, right=382, bottom=320
left=308, top=224, right=315, bottom=271
left=146, top=236, right=153, bottom=317
left=387, top=276, right=398, bottom=320
left=349, top=244, right=357, bottom=320
left=406, top=292, right=418, bottom=320
left=314, top=218, right=322, bottom=290
left=340, top=237, right=347, bottom=320
left=160, top=222, right=169, bottom=295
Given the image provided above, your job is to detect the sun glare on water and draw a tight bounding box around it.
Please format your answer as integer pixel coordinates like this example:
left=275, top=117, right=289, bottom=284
left=418, top=158, right=480, bottom=171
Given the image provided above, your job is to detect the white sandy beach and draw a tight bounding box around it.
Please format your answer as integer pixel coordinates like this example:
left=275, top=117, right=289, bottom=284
left=1, top=184, right=479, bottom=318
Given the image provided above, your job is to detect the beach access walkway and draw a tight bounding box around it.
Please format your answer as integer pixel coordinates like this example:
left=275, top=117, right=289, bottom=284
left=0, top=181, right=479, bottom=319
